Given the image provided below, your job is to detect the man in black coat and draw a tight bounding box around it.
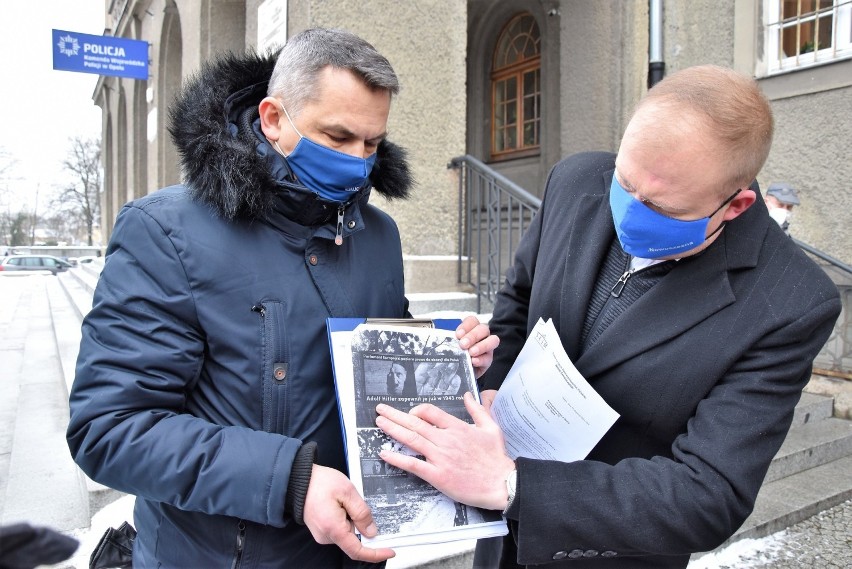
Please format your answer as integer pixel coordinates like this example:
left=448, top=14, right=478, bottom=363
left=374, top=65, right=841, bottom=567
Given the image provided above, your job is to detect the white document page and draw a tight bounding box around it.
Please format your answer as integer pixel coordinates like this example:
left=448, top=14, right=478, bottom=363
left=491, top=318, right=619, bottom=462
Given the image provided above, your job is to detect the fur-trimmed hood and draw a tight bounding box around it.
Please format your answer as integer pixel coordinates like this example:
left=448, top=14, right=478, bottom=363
left=168, top=50, right=412, bottom=223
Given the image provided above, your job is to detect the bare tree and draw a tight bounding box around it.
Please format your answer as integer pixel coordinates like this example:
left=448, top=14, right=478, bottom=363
left=0, top=147, right=21, bottom=246
left=0, top=147, right=14, bottom=181
left=43, top=211, right=80, bottom=244
left=55, top=136, right=102, bottom=246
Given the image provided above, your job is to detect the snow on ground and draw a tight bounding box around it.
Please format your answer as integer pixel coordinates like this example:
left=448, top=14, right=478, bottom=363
left=58, top=495, right=136, bottom=569
left=686, top=532, right=788, bottom=568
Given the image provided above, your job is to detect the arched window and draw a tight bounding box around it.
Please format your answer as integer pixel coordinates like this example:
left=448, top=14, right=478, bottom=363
left=491, top=13, right=541, bottom=159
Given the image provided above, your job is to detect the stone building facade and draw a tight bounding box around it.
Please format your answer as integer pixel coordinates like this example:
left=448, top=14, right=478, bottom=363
left=95, top=0, right=851, bottom=265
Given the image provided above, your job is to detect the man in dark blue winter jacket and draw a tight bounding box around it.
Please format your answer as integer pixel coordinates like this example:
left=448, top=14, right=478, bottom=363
left=67, top=28, right=497, bottom=568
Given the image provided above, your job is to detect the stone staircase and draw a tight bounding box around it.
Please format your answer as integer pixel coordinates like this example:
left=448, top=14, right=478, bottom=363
left=691, top=392, right=852, bottom=557
left=4, top=260, right=847, bottom=568
left=0, top=275, right=90, bottom=534
left=52, top=262, right=127, bottom=522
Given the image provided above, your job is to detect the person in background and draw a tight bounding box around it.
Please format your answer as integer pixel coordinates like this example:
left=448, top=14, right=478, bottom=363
left=765, top=182, right=800, bottom=234
left=66, top=28, right=497, bottom=568
left=373, top=65, right=840, bottom=568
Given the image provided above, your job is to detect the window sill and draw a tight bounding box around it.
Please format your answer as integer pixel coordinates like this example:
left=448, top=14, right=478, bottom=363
left=488, top=148, right=541, bottom=163
left=758, top=57, right=852, bottom=101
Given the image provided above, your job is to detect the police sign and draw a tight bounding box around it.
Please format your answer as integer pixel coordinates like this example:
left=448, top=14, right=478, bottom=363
left=52, top=29, right=148, bottom=80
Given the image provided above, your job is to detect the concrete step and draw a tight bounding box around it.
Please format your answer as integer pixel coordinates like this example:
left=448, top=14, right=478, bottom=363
left=791, top=391, right=834, bottom=426
left=49, top=274, right=125, bottom=522
left=404, top=255, right=471, bottom=294
left=57, top=270, right=95, bottom=322
left=806, top=373, right=852, bottom=421
left=68, top=264, right=100, bottom=296
left=45, top=276, right=85, bottom=395
left=1, top=276, right=90, bottom=532
left=77, top=259, right=104, bottom=283
left=0, top=276, right=30, bottom=518
left=693, top=454, right=852, bottom=560
left=764, top=416, right=852, bottom=483
left=408, top=291, right=480, bottom=316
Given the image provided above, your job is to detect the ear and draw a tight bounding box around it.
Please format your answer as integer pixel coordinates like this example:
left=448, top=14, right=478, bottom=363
left=722, top=189, right=756, bottom=221
left=258, top=96, right=284, bottom=140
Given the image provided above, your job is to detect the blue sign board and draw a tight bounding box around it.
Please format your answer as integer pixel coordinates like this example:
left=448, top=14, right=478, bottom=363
left=52, top=29, right=148, bottom=80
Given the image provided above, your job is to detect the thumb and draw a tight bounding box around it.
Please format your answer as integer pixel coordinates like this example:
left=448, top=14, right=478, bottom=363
left=463, top=392, right=493, bottom=428
left=340, top=488, right=379, bottom=538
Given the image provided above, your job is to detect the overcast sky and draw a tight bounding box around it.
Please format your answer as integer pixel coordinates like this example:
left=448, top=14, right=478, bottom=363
left=0, top=1, right=105, bottom=212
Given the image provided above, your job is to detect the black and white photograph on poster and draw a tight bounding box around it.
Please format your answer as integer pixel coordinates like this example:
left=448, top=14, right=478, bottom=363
left=351, top=328, right=476, bottom=428
left=357, top=428, right=503, bottom=539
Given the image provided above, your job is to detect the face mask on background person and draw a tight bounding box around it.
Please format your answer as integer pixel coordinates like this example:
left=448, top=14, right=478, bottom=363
left=273, top=103, right=377, bottom=203
left=768, top=207, right=790, bottom=228
left=609, top=174, right=740, bottom=259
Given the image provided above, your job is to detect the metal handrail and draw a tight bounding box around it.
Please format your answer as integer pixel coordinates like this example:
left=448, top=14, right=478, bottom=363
left=791, top=238, right=852, bottom=376
left=793, top=238, right=852, bottom=276
left=449, top=155, right=541, bottom=313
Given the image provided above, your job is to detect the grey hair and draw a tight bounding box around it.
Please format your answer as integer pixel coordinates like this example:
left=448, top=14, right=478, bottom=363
left=267, top=28, right=400, bottom=115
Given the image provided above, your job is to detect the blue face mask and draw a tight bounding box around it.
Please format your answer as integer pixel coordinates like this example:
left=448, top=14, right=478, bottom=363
left=274, top=104, right=377, bottom=203
left=609, top=173, right=740, bottom=258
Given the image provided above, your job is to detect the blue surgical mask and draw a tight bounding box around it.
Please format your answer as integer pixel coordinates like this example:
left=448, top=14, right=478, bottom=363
left=609, top=173, right=740, bottom=258
left=273, top=104, right=377, bottom=203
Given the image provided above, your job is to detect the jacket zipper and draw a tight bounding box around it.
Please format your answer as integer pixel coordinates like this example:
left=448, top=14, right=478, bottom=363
left=335, top=205, right=345, bottom=246
left=610, top=268, right=636, bottom=298
left=610, top=257, right=672, bottom=298
left=610, top=254, right=635, bottom=298
left=231, top=520, right=246, bottom=569
left=251, top=301, right=290, bottom=434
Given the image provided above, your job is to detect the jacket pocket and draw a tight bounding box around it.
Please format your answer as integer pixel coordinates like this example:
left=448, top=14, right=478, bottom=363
left=252, top=300, right=290, bottom=434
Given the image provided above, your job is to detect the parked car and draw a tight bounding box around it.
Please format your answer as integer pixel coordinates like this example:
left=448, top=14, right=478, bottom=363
left=0, top=254, right=74, bottom=276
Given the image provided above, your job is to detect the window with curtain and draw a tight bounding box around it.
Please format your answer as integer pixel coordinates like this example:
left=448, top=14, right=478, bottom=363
left=765, top=0, right=852, bottom=74
left=491, top=13, right=541, bottom=159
